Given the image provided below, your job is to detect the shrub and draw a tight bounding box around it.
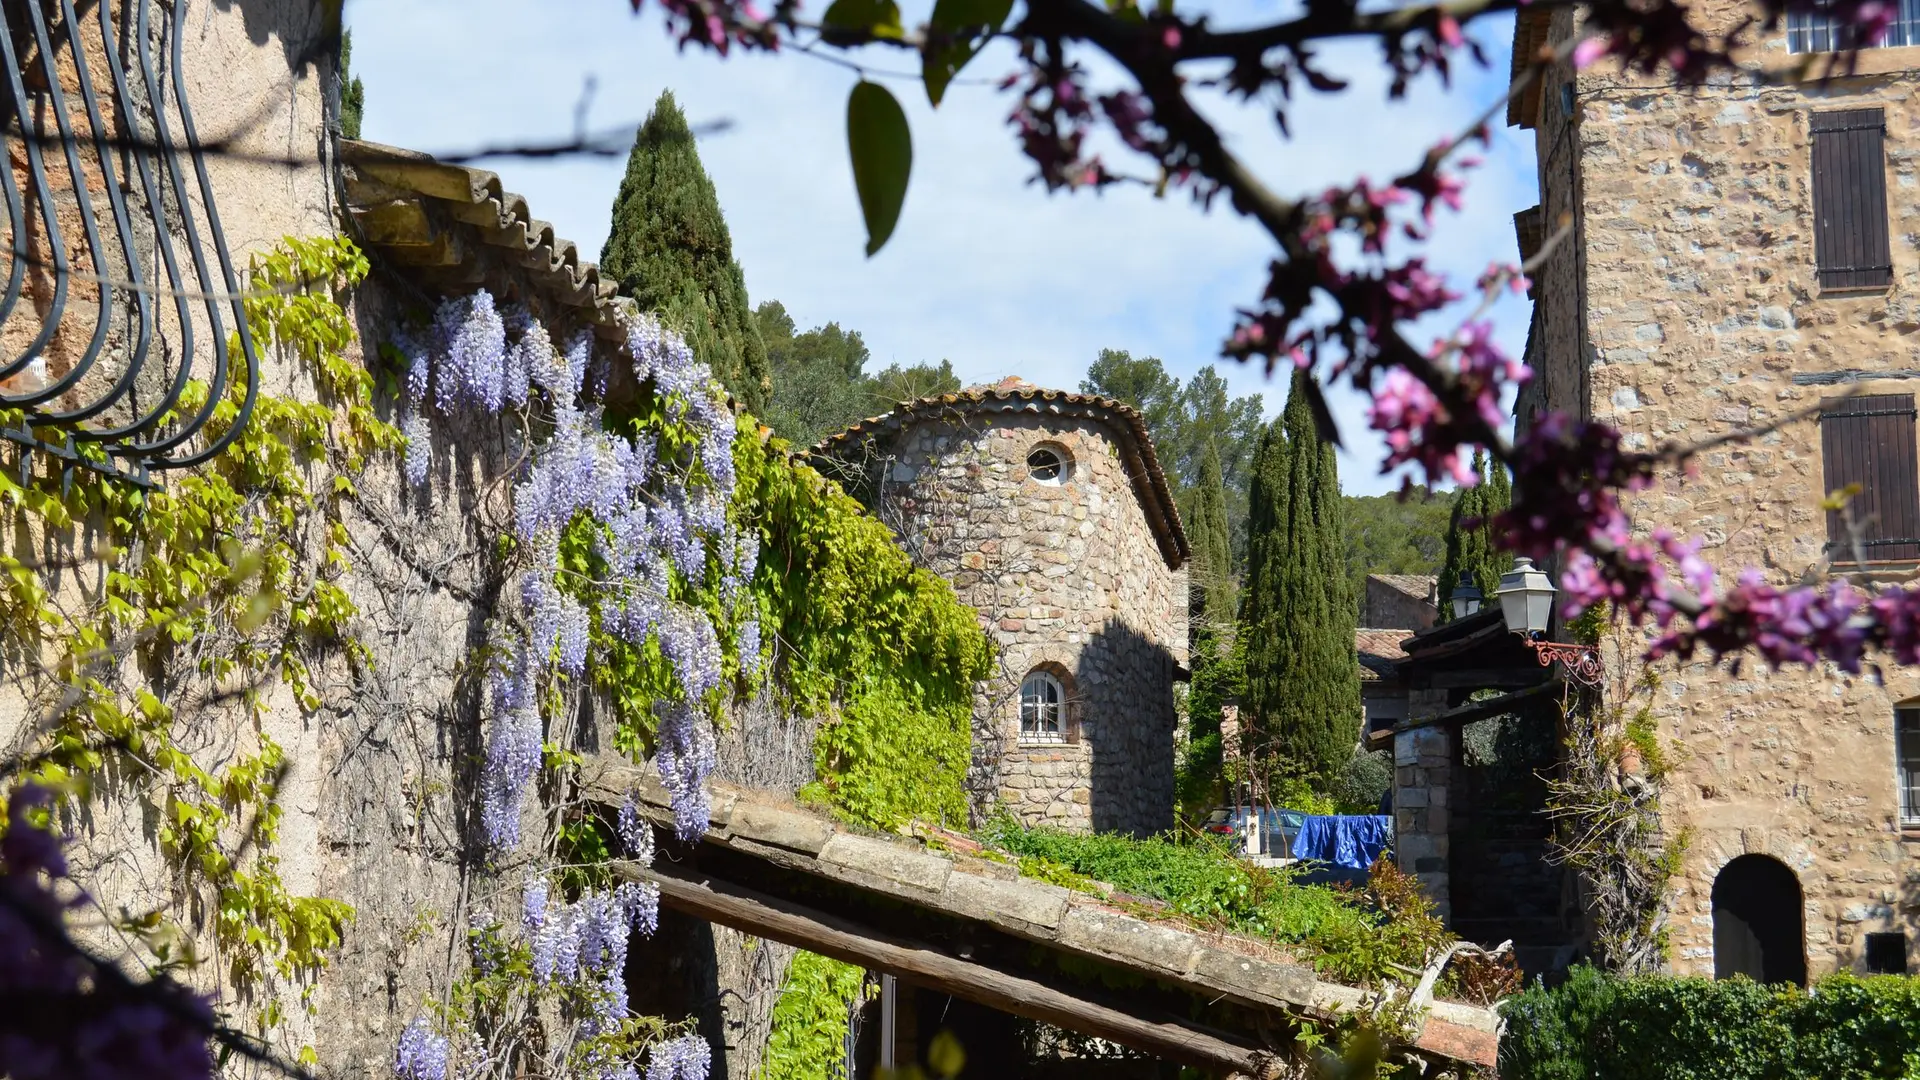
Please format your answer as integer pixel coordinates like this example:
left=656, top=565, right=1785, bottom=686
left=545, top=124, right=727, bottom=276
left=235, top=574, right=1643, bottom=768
left=1333, top=748, right=1392, bottom=813
left=1500, top=967, right=1920, bottom=1080
left=975, top=822, right=1444, bottom=985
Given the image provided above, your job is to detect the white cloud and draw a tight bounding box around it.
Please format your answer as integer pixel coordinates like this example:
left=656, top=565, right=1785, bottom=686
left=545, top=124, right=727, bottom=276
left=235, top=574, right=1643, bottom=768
left=347, top=0, right=1538, bottom=494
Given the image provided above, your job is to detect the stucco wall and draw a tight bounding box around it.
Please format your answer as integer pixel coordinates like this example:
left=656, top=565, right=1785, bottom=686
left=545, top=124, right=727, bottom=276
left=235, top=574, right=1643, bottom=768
left=1524, top=1, right=1920, bottom=977
left=860, top=412, right=1186, bottom=836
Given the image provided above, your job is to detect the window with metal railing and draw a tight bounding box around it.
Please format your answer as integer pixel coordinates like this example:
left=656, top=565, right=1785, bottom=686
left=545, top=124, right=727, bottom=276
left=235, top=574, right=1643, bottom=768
left=0, top=0, right=263, bottom=488
left=1789, top=0, right=1920, bottom=53
left=1019, top=670, right=1068, bottom=744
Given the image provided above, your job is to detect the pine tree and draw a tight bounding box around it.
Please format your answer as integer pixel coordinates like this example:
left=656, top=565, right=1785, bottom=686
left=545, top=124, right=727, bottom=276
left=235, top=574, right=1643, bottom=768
left=1437, top=451, right=1513, bottom=620
left=1238, top=372, right=1358, bottom=789
left=1188, top=438, right=1235, bottom=637
left=601, top=91, right=770, bottom=414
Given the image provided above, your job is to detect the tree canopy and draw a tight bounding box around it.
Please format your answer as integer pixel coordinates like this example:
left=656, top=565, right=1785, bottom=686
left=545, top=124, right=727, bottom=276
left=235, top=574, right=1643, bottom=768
left=1437, top=451, right=1513, bottom=621
left=757, top=300, right=959, bottom=447
left=601, top=90, right=770, bottom=413
left=1082, top=350, right=1263, bottom=573
left=1343, top=486, right=1450, bottom=618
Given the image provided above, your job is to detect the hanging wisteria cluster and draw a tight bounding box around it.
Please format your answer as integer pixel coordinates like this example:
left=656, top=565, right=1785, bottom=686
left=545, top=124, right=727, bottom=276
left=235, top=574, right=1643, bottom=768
left=392, top=869, right=670, bottom=1080
left=392, top=805, right=671, bottom=1080
left=393, top=290, right=762, bottom=852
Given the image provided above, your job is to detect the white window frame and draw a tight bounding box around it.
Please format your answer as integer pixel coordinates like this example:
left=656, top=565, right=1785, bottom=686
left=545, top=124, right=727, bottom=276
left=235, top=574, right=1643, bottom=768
left=1898, top=707, right=1920, bottom=828
left=1020, top=671, right=1068, bottom=744
left=1789, top=0, right=1920, bottom=53
left=1026, top=443, right=1070, bottom=486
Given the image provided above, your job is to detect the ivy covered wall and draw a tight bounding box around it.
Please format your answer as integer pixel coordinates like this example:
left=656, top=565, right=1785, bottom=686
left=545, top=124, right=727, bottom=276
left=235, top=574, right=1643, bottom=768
left=0, top=225, right=993, bottom=1078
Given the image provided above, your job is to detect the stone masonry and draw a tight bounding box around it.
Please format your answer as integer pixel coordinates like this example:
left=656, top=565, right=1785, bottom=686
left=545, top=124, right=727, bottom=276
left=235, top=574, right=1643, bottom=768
left=1513, top=1, right=1920, bottom=976
left=1394, top=690, right=1456, bottom=920
left=817, top=383, right=1189, bottom=836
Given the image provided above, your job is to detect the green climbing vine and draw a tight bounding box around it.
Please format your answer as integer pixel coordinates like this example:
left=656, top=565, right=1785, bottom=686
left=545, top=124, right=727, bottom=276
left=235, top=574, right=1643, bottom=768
left=758, top=951, right=871, bottom=1080
left=0, top=234, right=389, bottom=1041
left=734, top=433, right=993, bottom=831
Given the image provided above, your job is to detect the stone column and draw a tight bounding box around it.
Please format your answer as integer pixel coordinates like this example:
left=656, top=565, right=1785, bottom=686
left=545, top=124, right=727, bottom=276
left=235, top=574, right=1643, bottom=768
left=1395, top=688, right=1454, bottom=923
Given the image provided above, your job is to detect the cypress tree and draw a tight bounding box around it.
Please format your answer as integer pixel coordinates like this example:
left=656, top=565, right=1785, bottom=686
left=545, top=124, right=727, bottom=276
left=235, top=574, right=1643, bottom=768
left=1437, top=451, right=1513, bottom=620
left=1239, top=372, right=1357, bottom=789
left=339, top=32, right=365, bottom=140
left=601, top=91, right=770, bottom=414
left=1177, top=438, right=1237, bottom=818
left=1188, top=438, right=1235, bottom=637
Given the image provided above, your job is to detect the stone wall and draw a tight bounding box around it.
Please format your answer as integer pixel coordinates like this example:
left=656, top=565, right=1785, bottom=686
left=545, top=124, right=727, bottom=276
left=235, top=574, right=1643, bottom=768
left=1394, top=691, right=1455, bottom=921
left=862, top=411, right=1186, bottom=836
left=1362, top=576, right=1439, bottom=631
left=1522, top=1, right=1920, bottom=976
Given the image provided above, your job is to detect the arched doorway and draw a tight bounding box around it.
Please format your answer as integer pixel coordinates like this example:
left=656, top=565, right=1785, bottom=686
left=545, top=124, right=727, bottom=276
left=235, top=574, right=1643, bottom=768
left=1712, top=855, right=1807, bottom=985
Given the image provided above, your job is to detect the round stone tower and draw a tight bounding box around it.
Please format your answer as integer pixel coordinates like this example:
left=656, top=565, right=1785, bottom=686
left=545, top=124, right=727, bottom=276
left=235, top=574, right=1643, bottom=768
left=817, top=378, right=1189, bottom=835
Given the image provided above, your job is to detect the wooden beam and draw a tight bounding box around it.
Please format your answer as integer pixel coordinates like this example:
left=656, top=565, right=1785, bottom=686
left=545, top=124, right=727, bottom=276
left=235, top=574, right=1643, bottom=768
left=613, top=860, right=1286, bottom=1080
left=1429, top=668, right=1554, bottom=690
left=1392, top=679, right=1561, bottom=736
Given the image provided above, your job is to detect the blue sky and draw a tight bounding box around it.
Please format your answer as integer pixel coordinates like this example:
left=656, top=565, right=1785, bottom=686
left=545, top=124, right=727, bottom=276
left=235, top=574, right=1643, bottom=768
left=346, top=0, right=1539, bottom=495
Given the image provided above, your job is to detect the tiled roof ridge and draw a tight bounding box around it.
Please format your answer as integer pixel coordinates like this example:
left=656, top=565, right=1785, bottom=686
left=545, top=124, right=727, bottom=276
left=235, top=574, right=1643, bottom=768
left=339, top=139, right=639, bottom=343
left=812, top=382, right=1190, bottom=569
left=1369, top=573, right=1438, bottom=599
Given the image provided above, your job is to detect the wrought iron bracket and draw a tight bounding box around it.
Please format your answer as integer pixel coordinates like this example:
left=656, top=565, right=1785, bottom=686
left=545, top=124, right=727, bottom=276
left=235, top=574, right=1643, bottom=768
left=1525, top=637, right=1604, bottom=687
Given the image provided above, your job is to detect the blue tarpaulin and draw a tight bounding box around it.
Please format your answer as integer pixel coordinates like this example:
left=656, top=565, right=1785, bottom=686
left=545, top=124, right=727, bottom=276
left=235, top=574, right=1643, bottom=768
left=1292, top=815, right=1392, bottom=870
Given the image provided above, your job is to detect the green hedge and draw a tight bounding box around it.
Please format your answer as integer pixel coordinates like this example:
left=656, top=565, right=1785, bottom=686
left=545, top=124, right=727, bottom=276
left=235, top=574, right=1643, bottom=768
left=1500, top=966, right=1920, bottom=1080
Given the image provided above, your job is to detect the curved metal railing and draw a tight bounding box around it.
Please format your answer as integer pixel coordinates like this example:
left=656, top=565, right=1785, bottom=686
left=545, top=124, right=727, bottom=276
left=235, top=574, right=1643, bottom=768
left=0, top=0, right=260, bottom=488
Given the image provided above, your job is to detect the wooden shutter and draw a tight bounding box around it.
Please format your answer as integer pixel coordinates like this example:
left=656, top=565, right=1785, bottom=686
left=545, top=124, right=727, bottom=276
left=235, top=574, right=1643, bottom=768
left=1812, top=108, right=1893, bottom=291
left=1820, top=393, right=1920, bottom=561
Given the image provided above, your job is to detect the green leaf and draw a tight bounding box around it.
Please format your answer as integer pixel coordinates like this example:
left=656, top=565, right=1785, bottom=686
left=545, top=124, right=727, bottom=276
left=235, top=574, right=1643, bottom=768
left=821, top=0, right=904, bottom=43
left=846, top=81, right=912, bottom=258
left=923, top=0, right=1013, bottom=106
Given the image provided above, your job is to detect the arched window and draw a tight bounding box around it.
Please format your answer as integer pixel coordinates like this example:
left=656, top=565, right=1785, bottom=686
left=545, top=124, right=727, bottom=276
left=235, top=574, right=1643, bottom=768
left=1020, top=671, right=1067, bottom=743
left=1713, top=855, right=1807, bottom=986
left=1026, top=443, right=1072, bottom=485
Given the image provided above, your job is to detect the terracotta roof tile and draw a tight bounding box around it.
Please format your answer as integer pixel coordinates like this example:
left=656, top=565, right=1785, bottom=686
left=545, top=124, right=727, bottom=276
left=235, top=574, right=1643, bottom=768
left=1357, top=628, right=1413, bottom=682
left=339, top=139, right=636, bottom=343
left=1370, top=573, right=1438, bottom=602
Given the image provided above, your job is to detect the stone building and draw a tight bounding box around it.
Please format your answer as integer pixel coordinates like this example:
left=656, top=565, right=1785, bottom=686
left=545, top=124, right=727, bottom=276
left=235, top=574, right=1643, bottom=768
left=1358, top=627, right=1415, bottom=742
left=816, top=379, right=1189, bottom=835
left=1503, top=0, right=1920, bottom=978
left=1363, top=574, right=1440, bottom=632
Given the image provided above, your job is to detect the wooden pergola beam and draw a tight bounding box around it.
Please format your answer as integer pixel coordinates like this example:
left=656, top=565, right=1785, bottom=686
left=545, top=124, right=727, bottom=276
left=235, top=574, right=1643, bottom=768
left=612, top=859, right=1287, bottom=1080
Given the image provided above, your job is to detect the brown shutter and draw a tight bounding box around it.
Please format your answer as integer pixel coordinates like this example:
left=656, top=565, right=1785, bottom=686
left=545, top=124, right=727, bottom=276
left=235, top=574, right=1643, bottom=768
left=1812, top=108, right=1893, bottom=291
left=1820, top=393, right=1920, bottom=561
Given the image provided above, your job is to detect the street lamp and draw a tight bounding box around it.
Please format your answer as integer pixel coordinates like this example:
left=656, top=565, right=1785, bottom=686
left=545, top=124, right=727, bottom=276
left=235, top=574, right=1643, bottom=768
left=1449, top=582, right=1483, bottom=617
left=1496, top=556, right=1603, bottom=685
left=1495, top=557, right=1555, bottom=636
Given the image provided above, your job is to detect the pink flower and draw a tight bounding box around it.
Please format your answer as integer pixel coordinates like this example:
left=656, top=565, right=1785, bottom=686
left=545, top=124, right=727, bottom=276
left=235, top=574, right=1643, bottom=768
left=1572, top=37, right=1611, bottom=69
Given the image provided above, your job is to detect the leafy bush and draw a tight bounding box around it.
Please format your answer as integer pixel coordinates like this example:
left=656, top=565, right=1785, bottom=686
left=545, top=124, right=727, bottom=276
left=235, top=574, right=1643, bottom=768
left=1333, top=748, right=1392, bottom=813
left=1501, top=966, right=1920, bottom=1080
left=976, top=821, right=1448, bottom=984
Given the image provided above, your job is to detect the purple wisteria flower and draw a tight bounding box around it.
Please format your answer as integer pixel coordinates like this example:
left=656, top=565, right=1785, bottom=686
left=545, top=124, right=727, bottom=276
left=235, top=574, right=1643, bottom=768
left=646, top=1035, right=712, bottom=1080
left=394, top=1017, right=449, bottom=1080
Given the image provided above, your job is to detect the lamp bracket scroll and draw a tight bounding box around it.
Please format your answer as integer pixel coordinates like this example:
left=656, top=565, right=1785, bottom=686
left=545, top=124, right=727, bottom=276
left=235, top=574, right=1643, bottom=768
left=1525, top=637, right=1604, bottom=688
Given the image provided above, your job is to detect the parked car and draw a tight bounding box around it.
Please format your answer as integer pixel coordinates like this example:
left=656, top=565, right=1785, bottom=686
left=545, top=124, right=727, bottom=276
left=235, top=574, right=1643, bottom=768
left=1201, top=806, right=1306, bottom=857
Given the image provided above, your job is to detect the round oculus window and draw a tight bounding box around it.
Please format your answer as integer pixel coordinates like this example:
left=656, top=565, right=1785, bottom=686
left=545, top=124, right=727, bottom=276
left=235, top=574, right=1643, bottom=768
left=1027, top=445, right=1069, bottom=484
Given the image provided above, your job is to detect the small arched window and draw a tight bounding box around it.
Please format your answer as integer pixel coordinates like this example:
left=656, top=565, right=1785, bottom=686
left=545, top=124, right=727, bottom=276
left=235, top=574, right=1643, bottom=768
left=1026, top=443, right=1071, bottom=485
left=1020, top=671, right=1067, bottom=743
